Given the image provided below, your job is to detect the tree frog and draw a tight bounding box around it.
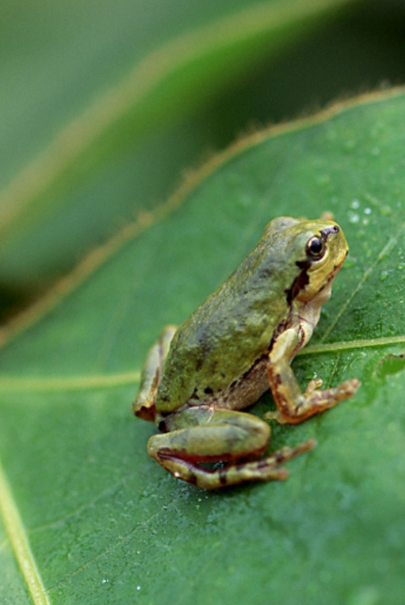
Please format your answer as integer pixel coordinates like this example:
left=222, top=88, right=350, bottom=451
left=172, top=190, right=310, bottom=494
left=133, top=217, right=360, bottom=489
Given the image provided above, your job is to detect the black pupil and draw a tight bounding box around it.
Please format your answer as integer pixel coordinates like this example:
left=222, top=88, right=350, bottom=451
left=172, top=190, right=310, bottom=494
left=309, top=237, right=323, bottom=255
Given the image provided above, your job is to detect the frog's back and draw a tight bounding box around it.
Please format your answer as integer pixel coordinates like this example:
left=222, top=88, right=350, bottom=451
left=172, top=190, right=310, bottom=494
left=155, top=218, right=304, bottom=413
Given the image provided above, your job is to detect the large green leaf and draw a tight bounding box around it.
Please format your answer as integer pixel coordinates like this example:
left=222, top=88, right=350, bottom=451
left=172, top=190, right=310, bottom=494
left=0, top=0, right=356, bottom=290
left=1, top=89, right=405, bottom=603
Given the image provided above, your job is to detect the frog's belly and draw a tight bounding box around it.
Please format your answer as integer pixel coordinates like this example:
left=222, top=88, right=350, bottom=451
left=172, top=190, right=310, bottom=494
left=214, top=354, right=270, bottom=411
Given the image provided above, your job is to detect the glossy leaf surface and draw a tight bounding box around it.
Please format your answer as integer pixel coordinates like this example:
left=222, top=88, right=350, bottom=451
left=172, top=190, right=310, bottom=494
left=1, top=90, right=405, bottom=604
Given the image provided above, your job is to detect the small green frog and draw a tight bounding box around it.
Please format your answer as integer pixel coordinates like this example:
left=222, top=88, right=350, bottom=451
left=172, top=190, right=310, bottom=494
left=133, top=217, right=360, bottom=489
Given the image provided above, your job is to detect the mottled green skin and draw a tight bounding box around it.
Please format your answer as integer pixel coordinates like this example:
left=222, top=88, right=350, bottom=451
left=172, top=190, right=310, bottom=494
left=154, top=217, right=345, bottom=414
left=133, top=216, right=359, bottom=489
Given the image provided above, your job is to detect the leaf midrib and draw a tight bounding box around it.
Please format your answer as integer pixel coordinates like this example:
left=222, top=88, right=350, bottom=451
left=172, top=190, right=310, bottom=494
left=0, top=334, right=404, bottom=393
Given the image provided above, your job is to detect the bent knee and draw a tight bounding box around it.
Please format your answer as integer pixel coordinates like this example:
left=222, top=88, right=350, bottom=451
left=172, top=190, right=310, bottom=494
left=226, top=415, right=270, bottom=453
left=248, top=418, right=271, bottom=451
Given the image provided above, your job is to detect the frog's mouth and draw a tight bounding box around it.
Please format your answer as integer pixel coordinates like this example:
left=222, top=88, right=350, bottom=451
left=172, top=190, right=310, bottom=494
left=325, top=249, right=348, bottom=283
left=315, top=252, right=347, bottom=297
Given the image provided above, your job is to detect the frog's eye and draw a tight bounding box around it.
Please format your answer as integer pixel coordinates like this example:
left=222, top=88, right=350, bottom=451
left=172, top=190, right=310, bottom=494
left=306, top=236, right=325, bottom=259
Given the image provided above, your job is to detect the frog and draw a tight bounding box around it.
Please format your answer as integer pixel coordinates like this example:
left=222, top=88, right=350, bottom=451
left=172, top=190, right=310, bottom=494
left=132, top=216, right=360, bottom=489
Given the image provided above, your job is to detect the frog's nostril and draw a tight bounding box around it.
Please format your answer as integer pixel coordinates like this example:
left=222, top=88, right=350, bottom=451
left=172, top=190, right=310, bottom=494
left=320, top=225, right=339, bottom=240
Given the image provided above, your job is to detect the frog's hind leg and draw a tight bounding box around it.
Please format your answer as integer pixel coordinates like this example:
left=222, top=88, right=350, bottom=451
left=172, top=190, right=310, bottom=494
left=132, top=325, right=177, bottom=421
left=147, top=408, right=315, bottom=489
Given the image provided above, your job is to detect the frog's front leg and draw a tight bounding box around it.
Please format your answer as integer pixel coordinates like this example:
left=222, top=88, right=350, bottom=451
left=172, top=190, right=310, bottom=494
left=266, top=327, right=360, bottom=424
left=148, top=407, right=315, bottom=489
left=132, top=325, right=177, bottom=421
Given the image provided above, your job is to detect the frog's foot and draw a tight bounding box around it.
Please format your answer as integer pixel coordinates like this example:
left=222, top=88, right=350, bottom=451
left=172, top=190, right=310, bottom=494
left=266, top=375, right=361, bottom=425
left=150, top=438, right=315, bottom=490
left=319, top=210, right=334, bottom=221
left=147, top=408, right=315, bottom=489
left=304, top=378, right=324, bottom=396
left=267, top=327, right=361, bottom=425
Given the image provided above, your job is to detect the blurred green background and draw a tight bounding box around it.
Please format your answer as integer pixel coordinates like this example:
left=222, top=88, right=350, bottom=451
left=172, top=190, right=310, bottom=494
left=1, top=0, right=405, bottom=317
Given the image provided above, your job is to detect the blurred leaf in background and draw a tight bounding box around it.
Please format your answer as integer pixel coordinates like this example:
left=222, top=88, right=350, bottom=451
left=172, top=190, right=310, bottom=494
left=0, top=0, right=358, bottom=298
left=1, top=0, right=405, bottom=304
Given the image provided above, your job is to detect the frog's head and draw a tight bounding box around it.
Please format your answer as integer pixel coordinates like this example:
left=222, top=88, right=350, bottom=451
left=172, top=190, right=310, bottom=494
left=287, top=219, right=349, bottom=304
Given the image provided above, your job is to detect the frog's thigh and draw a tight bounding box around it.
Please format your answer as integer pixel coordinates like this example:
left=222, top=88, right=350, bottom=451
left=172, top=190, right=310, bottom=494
left=267, top=327, right=359, bottom=424
left=150, top=409, right=270, bottom=462
left=148, top=409, right=313, bottom=489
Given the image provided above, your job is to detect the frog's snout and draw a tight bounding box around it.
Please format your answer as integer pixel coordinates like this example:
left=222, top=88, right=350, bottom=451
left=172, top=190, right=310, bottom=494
left=320, top=224, right=339, bottom=241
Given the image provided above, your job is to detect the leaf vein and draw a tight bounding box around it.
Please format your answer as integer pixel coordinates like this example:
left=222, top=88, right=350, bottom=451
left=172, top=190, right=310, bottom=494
left=30, top=473, right=136, bottom=534
left=1, top=331, right=405, bottom=394
left=0, top=461, right=50, bottom=604
left=320, top=221, right=405, bottom=341
left=47, top=505, right=174, bottom=593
